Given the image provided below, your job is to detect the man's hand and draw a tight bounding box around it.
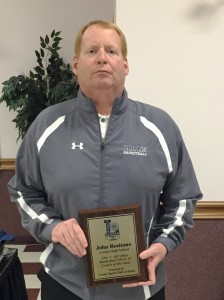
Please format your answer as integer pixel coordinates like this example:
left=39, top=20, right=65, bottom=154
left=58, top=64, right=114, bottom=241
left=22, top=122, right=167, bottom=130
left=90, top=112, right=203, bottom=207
left=51, top=218, right=88, bottom=257
left=123, top=243, right=167, bottom=288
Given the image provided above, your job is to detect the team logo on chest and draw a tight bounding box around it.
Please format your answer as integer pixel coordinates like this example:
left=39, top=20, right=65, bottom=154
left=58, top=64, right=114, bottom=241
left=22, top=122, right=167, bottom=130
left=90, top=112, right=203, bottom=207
left=71, top=142, right=84, bottom=150
left=123, top=144, right=148, bottom=156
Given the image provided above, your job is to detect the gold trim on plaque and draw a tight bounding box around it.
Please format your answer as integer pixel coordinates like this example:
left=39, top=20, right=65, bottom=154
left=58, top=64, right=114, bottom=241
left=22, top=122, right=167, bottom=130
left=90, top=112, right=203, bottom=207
left=79, top=205, right=148, bottom=286
left=87, top=213, right=140, bottom=282
left=0, top=159, right=15, bottom=170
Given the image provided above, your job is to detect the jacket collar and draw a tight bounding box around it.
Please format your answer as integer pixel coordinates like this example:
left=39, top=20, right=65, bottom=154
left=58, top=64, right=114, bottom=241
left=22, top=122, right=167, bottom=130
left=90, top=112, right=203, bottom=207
left=76, top=89, right=128, bottom=115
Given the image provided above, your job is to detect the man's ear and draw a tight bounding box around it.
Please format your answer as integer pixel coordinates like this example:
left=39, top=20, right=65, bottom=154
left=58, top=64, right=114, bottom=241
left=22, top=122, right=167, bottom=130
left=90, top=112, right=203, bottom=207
left=72, top=56, right=78, bottom=75
left=124, top=59, right=129, bottom=76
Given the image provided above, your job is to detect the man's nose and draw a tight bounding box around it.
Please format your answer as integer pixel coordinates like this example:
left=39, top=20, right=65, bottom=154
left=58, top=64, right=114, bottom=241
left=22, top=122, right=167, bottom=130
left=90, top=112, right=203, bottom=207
left=97, top=49, right=107, bottom=64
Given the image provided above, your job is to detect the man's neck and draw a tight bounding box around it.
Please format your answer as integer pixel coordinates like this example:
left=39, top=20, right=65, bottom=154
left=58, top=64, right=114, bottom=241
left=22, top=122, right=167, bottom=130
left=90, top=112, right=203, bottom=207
left=84, top=88, right=123, bottom=115
left=93, top=94, right=114, bottom=115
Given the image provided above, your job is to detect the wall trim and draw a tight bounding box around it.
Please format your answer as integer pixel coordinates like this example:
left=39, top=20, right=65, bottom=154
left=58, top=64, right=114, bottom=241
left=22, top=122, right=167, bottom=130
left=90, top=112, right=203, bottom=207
left=0, top=158, right=15, bottom=170
left=194, top=201, right=224, bottom=219
left=1, top=159, right=224, bottom=219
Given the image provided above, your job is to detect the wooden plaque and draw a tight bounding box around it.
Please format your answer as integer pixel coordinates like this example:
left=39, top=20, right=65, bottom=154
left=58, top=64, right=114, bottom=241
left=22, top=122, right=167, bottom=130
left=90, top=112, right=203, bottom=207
left=79, top=204, right=148, bottom=286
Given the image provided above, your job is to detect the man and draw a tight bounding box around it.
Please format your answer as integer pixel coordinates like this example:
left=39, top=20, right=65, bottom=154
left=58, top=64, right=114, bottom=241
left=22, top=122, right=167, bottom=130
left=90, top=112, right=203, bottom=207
left=8, top=20, right=202, bottom=300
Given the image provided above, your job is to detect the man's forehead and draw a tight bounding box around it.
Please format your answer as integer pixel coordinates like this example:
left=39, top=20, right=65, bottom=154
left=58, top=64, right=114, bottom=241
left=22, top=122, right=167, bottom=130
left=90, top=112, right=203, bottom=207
left=82, top=25, right=120, bottom=41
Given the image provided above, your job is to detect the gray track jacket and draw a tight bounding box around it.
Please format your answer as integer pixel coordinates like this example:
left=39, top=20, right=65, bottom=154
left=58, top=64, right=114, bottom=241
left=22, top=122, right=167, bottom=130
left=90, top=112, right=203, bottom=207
left=8, top=90, right=202, bottom=299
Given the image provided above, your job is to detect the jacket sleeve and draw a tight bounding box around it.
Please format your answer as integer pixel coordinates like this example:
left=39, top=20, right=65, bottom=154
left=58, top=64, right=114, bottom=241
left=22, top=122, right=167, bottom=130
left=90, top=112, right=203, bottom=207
left=7, top=116, right=63, bottom=244
left=151, top=123, right=203, bottom=253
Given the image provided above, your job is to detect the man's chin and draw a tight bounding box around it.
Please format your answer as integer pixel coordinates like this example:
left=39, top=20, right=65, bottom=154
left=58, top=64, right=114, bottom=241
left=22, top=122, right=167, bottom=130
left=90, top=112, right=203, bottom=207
left=94, top=80, right=113, bottom=90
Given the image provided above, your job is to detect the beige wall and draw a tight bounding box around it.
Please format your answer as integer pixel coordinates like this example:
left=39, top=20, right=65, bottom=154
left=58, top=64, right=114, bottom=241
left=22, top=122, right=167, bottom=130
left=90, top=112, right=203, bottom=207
left=0, top=0, right=115, bottom=157
left=115, top=0, right=224, bottom=200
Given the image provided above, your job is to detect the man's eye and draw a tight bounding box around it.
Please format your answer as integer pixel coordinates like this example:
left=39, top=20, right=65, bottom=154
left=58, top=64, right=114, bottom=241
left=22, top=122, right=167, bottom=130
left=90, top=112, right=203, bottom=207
left=88, top=49, right=96, bottom=54
left=107, top=49, right=118, bottom=55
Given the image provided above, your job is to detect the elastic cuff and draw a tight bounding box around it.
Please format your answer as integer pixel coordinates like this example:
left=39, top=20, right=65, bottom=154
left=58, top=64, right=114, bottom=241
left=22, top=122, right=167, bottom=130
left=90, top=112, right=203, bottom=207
left=152, top=236, right=177, bottom=253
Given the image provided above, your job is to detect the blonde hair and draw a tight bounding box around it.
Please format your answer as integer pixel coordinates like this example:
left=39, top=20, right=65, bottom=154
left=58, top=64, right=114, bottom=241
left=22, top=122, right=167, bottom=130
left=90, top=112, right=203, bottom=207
left=74, top=20, right=128, bottom=59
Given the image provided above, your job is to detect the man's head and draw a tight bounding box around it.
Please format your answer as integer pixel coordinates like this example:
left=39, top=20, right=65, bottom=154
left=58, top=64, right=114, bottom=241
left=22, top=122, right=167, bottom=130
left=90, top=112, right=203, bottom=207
left=72, top=20, right=129, bottom=98
left=74, top=20, right=127, bottom=59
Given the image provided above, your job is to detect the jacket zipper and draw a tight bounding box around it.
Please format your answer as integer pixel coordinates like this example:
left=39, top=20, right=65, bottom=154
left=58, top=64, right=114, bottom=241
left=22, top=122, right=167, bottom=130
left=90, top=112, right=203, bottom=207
left=98, top=116, right=111, bottom=207
left=98, top=113, right=105, bottom=208
left=101, top=138, right=105, bottom=150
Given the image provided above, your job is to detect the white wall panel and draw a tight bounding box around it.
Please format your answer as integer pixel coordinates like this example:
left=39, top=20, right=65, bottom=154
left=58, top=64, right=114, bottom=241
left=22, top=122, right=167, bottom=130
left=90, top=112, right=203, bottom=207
left=116, top=0, right=224, bottom=200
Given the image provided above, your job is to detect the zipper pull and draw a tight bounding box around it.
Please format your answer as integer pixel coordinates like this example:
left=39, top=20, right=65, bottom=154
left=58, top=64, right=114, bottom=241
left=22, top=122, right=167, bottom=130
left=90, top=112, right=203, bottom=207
left=101, top=139, right=105, bottom=150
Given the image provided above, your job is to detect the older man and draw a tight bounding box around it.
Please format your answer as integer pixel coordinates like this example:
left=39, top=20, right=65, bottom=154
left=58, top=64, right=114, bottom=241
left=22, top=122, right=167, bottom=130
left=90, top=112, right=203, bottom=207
left=8, top=20, right=202, bottom=300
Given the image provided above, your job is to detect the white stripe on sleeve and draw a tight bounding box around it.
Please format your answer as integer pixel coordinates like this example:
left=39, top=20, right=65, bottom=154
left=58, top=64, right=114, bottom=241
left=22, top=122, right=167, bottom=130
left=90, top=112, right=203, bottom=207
left=161, top=199, right=186, bottom=237
left=143, top=286, right=151, bottom=299
left=37, top=115, right=65, bottom=153
left=17, top=191, right=54, bottom=225
left=140, top=116, right=173, bottom=173
left=40, top=243, right=54, bottom=267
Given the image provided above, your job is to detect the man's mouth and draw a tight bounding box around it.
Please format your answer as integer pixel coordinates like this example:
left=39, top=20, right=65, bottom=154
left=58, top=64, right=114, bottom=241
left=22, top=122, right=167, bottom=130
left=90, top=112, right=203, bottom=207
left=95, top=70, right=110, bottom=74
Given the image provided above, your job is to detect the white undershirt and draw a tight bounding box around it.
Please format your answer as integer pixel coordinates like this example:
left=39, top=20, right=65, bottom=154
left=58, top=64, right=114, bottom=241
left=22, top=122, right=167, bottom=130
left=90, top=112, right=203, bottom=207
left=98, top=114, right=110, bottom=140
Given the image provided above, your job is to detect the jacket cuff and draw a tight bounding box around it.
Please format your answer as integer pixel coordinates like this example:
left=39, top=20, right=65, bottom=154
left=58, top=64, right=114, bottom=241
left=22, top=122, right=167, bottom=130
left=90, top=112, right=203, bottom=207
left=152, top=235, right=177, bottom=253
left=40, top=219, right=62, bottom=243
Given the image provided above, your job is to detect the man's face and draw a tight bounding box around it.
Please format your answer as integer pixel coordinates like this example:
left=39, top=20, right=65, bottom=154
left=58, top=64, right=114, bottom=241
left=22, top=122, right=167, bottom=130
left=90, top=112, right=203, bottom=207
left=73, top=25, right=129, bottom=97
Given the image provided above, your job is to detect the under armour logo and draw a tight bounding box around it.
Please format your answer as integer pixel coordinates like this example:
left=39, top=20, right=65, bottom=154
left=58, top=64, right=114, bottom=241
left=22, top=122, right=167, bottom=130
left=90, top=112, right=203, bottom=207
left=71, top=142, right=84, bottom=150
